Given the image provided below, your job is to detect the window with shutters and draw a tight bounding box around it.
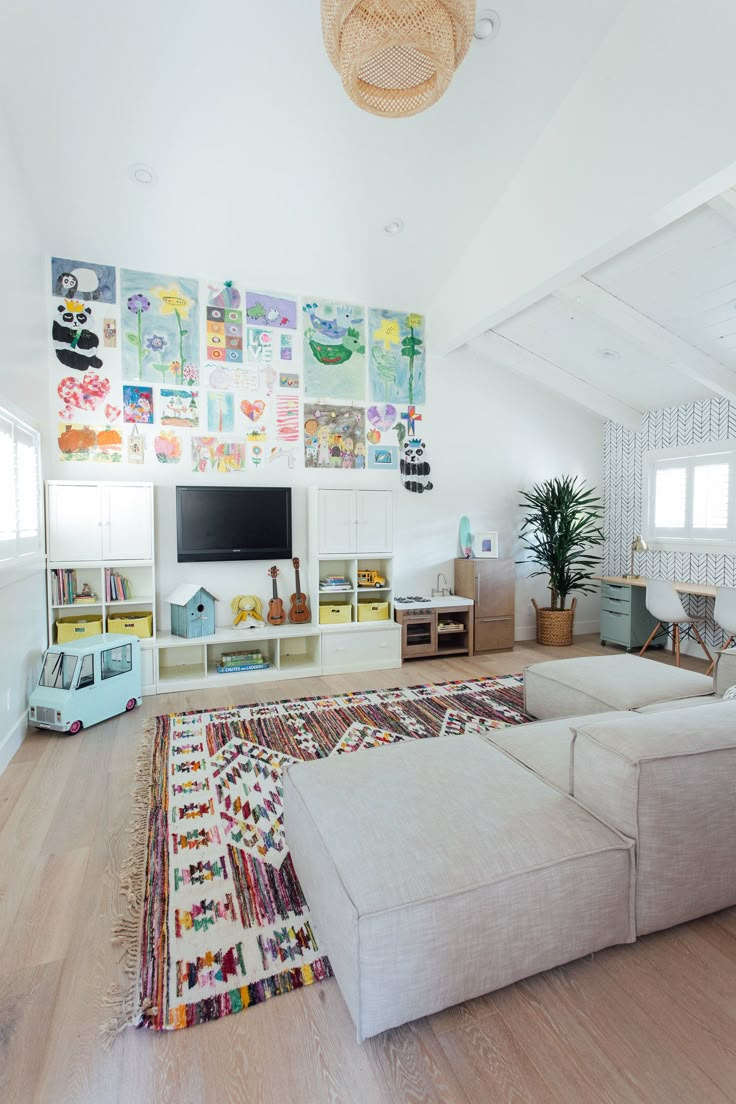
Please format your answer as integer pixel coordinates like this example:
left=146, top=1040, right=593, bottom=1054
left=0, top=405, right=43, bottom=570
left=645, top=442, right=736, bottom=547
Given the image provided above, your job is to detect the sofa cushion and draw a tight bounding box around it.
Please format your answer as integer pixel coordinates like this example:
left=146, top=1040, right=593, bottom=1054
left=524, top=654, right=713, bottom=720
left=571, top=702, right=736, bottom=935
left=284, top=736, right=635, bottom=1040
left=485, top=712, right=623, bottom=793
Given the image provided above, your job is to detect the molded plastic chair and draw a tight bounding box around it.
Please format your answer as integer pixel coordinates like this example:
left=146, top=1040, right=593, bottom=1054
left=706, top=585, right=736, bottom=675
left=639, top=578, right=712, bottom=668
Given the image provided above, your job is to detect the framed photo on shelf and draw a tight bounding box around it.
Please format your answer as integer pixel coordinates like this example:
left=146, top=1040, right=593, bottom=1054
left=474, top=530, right=499, bottom=559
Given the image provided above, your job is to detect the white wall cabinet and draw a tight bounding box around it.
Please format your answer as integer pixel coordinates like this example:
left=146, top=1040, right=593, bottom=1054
left=47, top=483, right=102, bottom=561
left=104, top=484, right=154, bottom=560
left=318, top=489, right=393, bottom=554
left=48, top=482, right=153, bottom=563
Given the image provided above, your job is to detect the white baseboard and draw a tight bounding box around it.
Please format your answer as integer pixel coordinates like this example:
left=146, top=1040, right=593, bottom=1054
left=0, top=710, right=28, bottom=776
left=516, top=618, right=600, bottom=642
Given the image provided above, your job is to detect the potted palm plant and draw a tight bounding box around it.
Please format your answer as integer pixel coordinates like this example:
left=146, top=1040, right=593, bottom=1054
left=519, top=475, right=604, bottom=646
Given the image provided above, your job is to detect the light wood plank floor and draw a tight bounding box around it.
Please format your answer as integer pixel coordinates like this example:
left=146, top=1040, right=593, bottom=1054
left=2, top=637, right=735, bottom=1104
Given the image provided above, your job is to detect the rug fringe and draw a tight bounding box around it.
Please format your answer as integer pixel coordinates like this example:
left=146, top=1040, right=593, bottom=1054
left=101, top=715, right=159, bottom=1045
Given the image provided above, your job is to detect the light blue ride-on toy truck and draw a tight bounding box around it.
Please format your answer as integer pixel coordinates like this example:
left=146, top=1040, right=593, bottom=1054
left=29, top=633, right=142, bottom=734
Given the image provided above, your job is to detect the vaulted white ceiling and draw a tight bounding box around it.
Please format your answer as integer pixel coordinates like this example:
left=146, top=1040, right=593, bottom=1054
left=472, top=193, right=736, bottom=428
left=0, top=0, right=620, bottom=307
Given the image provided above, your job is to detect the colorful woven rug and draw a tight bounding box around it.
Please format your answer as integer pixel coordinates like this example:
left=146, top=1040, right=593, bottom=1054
left=110, top=674, right=528, bottom=1034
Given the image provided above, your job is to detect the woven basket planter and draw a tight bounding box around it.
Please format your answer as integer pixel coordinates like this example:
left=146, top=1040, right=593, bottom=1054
left=321, top=0, right=475, bottom=117
left=531, top=598, right=577, bottom=647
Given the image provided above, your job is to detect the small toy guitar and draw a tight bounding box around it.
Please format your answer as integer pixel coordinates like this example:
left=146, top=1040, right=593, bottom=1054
left=288, top=557, right=311, bottom=624
left=267, top=566, right=285, bottom=626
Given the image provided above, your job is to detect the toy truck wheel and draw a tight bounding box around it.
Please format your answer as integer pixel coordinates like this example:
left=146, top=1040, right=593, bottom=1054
left=374, top=582, right=381, bottom=587
left=68, top=720, right=83, bottom=735
left=125, top=698, right=137, bottom=712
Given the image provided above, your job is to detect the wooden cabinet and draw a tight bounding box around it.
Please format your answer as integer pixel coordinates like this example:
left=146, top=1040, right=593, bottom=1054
left=317, top=489, right=392, bottom=554
left=454, top=559, right=515, bottom=653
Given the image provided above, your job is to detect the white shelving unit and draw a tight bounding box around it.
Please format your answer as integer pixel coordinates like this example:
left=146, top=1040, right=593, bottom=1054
left=308, top=487, right=402, bottom=674
left=46, top=481, right=157, bottom=695
left=156, top=624, right=322, bottom=692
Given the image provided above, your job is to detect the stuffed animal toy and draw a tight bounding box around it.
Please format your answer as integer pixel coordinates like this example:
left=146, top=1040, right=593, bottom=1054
left=230, top=594, right=264, bottom=627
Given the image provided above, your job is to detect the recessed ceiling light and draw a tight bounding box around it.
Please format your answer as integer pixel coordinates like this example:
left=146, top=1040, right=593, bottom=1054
left=384, top=218, right=404, bottom=235
left=474, top=9, right=500, bottom=42
left=597, top=347, right=621, bottom=361
left=128, top=162, right=157, bottom=185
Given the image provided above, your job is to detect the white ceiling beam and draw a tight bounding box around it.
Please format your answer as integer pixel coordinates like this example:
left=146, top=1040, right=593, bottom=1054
left=554, top=277, right=736, bottom=403
left=708, top=188, right=736, bottom=227
left=471, top=331, right=643, bottom=431
left=430, top=0, right=736, bottom=354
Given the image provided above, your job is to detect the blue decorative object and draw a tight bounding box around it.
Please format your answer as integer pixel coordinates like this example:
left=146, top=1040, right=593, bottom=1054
left=459, top=516, right=472, bottom=558
left=167, top=584, right=218, bottom=638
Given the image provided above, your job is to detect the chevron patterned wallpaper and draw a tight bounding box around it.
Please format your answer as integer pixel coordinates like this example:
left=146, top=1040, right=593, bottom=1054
left=604, top=397, right=736, bottom=648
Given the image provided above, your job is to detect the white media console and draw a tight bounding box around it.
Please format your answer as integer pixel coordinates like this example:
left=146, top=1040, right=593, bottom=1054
left=45, top=480, right=402, bottom=695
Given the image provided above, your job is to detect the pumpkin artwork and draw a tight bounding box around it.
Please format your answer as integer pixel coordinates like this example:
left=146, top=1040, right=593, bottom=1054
left=58, top=423, right=123, bottom=463
left=59, top=424, right=96, bottom=455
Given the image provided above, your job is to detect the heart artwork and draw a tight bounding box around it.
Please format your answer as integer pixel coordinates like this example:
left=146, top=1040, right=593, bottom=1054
left=240, top=399, right=266, bottom=421
left=58, top=372, right=111, bottom=417
left=104, top=404, right=122, bottom=422
left=367, top=404, right=397, bottom=431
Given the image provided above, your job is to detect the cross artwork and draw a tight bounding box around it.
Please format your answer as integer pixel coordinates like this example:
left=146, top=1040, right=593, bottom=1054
left=401, top=405, right=422, bottom=435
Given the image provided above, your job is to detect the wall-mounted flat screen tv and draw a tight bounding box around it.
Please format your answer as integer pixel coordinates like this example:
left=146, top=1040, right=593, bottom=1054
left=176, top=486, right=292, bottom=562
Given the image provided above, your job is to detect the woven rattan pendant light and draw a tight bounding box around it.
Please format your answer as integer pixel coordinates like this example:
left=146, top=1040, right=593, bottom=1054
left=321, top=0, right=475, bottom=118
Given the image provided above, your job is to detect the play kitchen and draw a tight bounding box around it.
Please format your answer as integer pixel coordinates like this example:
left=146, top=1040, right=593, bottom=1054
left=394, top=596, right=474, bottom=660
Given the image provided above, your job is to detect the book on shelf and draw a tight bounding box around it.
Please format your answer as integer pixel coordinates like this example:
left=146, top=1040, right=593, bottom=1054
left=215, top=662, right=270, bottom=674
left=52, top=568, right=78, bottom=605
left=105, top=568, right=132, bottom=602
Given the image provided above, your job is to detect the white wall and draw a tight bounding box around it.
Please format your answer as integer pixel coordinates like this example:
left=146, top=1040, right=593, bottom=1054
left=46, top=343, right=604, bottom=640
left=0, top=108, right=48, bottom=773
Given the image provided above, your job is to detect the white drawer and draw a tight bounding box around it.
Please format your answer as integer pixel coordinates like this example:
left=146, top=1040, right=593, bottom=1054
left=322, top=627, right=401, bottom=672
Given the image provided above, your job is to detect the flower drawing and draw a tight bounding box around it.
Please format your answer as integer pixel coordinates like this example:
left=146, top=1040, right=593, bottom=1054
left=126, top=293, right=152, bottom=380
left=145, top=333, right=168, bottom=353
left=151, top=282, right=192, bottom=379
left=182, top=362, right=199, bottom=384
left=373, top=317, right=400, bottom=351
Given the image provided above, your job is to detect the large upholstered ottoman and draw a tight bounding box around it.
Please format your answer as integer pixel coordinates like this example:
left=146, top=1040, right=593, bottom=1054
left=524, top=654, right=714, bottom=720
left=283, top=736, right=635, bottom=1041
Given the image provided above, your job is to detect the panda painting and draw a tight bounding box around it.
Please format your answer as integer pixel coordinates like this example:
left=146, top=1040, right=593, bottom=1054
left=53, top=300, right=103, bottom=372
left=400, top=437, right=433, bottom=493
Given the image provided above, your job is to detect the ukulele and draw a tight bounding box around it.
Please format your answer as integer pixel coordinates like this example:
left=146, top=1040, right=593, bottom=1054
left=267, top=566, right=285, bottom=626
left=288, top=557, right=311, bottom=624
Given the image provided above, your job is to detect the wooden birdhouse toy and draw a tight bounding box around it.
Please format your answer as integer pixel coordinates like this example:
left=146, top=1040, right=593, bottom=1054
left=167, top=584, right=218, bottom=638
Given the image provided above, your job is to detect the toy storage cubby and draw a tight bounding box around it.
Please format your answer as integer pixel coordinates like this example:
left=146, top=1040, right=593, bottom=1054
left=155, top=624, right=322, bottom=692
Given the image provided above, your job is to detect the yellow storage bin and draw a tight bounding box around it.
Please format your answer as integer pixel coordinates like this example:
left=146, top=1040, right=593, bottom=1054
left=319, top=603, right=352, bottom=625
left=107, top=610, right=154, bottom=638
left=357, top=601, right=390, bottom=622
left=55, top=614, right=103, bottom=642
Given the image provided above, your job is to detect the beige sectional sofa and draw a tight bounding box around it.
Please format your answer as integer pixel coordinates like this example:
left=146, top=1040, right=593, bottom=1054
left=284, top=656, right=736, bottom=1041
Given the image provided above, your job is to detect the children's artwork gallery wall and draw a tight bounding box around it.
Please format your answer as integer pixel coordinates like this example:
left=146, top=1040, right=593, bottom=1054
left=49, top=259, right=428, bottom=485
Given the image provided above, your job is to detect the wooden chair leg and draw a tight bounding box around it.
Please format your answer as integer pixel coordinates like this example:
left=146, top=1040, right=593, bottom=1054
left=691, top=623, right=712, bottom=667
left=640, top=623, right=663, bottom=657
left=708, top=635, right=735, bottom=677
left=674, top=623, right=681, bottom=666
